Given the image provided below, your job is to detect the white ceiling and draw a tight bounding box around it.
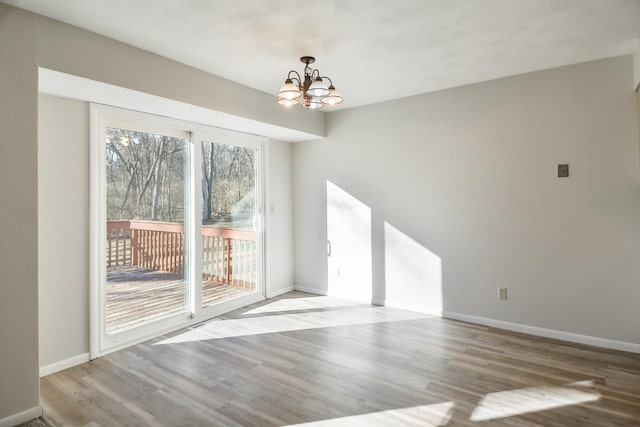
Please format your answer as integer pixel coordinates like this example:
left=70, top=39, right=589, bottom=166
left=4, top=0, right=640, bottom=110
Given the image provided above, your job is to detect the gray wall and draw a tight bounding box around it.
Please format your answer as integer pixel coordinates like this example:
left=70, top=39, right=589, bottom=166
left=293, top=55, right=640, bottom=345
left=1, top=4, right=307, bottom=421
left=38, top=95, right=90, bottom=368
left=0, top=6, right=39, bottom=420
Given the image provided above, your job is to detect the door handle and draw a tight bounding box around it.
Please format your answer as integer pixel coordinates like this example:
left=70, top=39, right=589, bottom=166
left=327, top=240, right=332, bottom=257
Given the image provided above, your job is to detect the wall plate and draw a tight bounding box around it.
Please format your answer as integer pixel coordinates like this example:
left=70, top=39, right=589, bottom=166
left=558, top=164, right=569, bottom=178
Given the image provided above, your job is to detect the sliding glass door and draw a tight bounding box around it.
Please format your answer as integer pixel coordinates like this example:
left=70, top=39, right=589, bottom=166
left=91, top=106, right=264, bottom=356
left=200, top=140, right=259, bottom=308
left=105, top=126, right=191, bottom=334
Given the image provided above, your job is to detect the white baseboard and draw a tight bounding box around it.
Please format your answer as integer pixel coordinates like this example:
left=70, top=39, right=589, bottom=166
left=325, top=292, right=372, bottom=303
left=293, top=291, right=640, bottom=353
left=444, top=311, right=640, bottom=354
left=294, top=286, right=327, bottom=296
left=294, top=287, right=375, bottom=304
left=372, top=298, right=443, bottom=316
left=0, top=406, right=43, bottom=427
left=266, top=285, right=294, bottom=299
left=40, top=352, right=90, bottom=377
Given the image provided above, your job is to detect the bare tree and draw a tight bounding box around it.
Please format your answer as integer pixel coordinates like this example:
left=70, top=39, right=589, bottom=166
left=106, top=131, right=255, bottom=227
left=106, top=128, right=186, bottom=222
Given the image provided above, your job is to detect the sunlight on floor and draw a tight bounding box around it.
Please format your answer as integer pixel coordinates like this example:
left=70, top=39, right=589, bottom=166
left=282, top=381, right=600, bottom=426
left=154, top=306, right=430, bottom=345
left=470, top=383, right=600, bottom=421
left=287, top=402, right=455, bottom=427
left=241, top=296, right=363, bottom=315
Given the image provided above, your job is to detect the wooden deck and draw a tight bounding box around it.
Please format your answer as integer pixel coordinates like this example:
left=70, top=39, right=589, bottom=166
left=106, top=266, right=255, bottom=333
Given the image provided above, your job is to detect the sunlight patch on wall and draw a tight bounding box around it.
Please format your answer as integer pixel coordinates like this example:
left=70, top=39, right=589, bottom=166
left=326, top=180, right=372, bottom=302
left=287, top=401, right=455, bottom=426
left=384, top=222, right=443, bottom=315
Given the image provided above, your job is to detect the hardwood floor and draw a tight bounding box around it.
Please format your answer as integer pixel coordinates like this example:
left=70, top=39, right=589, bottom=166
left=41, top=292, right=640, bottom=426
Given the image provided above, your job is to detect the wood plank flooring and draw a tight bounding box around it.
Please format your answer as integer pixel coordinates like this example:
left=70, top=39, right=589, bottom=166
left=106, top=266, right=254, bottom=332
left=41, top=292, right=640, bottom=426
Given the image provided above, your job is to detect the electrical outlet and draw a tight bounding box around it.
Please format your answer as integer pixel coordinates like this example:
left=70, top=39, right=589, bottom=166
left=498, top=287, right=508, bottom=300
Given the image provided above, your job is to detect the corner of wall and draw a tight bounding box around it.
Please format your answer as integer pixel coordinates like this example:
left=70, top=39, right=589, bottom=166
left=0, top=406, right=43, bottom=427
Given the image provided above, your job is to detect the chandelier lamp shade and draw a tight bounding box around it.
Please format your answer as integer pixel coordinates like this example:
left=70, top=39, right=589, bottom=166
left=277, top=56, right=344, bottom=109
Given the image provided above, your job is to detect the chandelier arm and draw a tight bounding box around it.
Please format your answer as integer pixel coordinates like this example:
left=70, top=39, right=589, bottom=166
left=287, top=70, right=302, bottom=83
left=320, top=76, right=333, bottom=86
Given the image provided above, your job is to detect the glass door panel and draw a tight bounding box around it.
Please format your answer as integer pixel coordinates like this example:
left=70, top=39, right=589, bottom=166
left=105, top=127, right=190, bottom=333
left=201, top=141, right=257, bottom=308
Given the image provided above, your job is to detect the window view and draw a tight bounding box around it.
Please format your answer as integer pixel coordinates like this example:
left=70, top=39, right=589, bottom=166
left=94, top=106, right=264, bottom=355
left=105, top=127, right=190, bottom=333
left=201, top=141, right=258, bottom=308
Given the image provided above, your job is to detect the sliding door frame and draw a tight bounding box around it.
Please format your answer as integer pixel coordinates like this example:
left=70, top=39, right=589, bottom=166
left=90, top=104, right=266, bottom=358
left=191, top=126, right=266, bottom=318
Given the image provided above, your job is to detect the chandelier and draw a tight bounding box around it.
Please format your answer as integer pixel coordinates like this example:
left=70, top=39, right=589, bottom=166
left=277, top=56, right=344, bottom=110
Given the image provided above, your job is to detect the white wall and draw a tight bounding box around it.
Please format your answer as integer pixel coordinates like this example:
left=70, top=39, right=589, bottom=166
left=266, top=140, right=295, bottom=297
left=33, top=17, right=324, bottom=139
left=293, top=55, right=640, bottom=345
left=38, top=95, right=90, bottom=368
